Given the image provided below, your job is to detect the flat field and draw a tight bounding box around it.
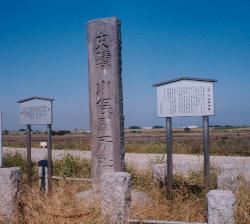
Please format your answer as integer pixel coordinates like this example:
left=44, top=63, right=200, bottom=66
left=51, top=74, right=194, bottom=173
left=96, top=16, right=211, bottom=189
left=3, top=127, right=250, bottom=156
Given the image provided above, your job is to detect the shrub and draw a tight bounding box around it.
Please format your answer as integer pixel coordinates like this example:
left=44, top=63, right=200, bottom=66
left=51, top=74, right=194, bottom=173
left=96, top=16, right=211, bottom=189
left=53, top=155, right=91, bottom=178
left=129, top=126, right=142, bottom=129
left=3, top=152, right=36, bottom=177
left=152, top=125, right=164, bottom=129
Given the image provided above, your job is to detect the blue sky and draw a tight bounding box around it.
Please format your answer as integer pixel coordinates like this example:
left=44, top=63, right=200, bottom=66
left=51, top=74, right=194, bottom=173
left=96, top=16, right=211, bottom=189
left=0, top=0, right=250, bottom=130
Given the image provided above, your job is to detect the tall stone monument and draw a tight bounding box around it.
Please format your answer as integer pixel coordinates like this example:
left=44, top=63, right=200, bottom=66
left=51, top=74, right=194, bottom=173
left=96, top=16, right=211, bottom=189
left=88, top=17, right=125, bottom=189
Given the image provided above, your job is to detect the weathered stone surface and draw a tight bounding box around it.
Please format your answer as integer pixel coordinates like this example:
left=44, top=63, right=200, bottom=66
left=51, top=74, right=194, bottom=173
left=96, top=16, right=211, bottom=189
left=173, top=161, right=201, bottom=175
left=131, top=190, right=153, bottom=208
left=217, top=172, right=243, bottom=191
left=218, top=163, right=250, bottom=191
left=88, top=17, right=125, bottom=189
left=207, top=190, right=235, bottom=224
left=0, top=167, right=21, bottom=223
left=153, top=162, right=202, bottom=186
left=100, top=172, right=131, bottom=223
left=153, top=164, right=167, bottom=185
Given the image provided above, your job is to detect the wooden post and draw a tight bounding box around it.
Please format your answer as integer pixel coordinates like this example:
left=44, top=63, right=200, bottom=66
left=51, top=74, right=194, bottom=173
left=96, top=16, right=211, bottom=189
left=203, top=115, right=210, bottom=188
left=166, top=117, right=173, bottom=197
left=47, top=124, right=52, bottom=193
left=27, top=124, right=32, bottom=186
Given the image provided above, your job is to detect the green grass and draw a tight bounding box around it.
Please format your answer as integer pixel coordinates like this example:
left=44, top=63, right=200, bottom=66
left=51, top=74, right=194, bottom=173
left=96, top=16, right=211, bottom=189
left=53, top=155, right=91, bottom=178
left=3, top=153, right=36, bottom=178
left=2, top=153, right=91, bottom=179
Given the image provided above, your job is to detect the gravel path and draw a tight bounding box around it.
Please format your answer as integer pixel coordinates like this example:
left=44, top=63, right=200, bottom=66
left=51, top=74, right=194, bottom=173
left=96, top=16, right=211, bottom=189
left=3, top=147, right=250, bottom=174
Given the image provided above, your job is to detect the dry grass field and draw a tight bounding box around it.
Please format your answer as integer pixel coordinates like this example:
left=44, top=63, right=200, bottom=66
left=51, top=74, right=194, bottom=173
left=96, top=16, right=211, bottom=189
left=2, top=153, right=250, bottom=224
left=3, top=127, right=250, bottom=156
left=2, top=128, right=250, bottom=223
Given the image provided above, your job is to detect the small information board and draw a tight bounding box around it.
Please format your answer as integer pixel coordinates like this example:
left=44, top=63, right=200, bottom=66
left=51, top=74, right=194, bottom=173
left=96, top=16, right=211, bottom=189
left=18, top=97, right=53, bottom=125
left=17, top=96, right=54, bottom=192
left=154, top=78, right=216, bottom=117
left=153, top=77, right=217, bottom=190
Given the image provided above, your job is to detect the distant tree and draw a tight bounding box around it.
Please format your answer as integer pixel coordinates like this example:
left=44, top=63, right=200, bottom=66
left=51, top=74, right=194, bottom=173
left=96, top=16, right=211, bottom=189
left=19, top=129, right=26, bottom=132
left=2, top=130, right=9, bottom=135
left=152, top=125, right=164, bottom=129
left=128, top=126, right=142, bottom=129
left=184, top=127, right=191, bottom=132
left=51, top=130, right=71, bottom=136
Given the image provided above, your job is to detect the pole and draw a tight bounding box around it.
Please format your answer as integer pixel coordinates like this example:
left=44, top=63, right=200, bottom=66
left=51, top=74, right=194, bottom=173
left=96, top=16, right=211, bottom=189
left=27, top=124, right=32, bottom=186
left=47, top=124, right=52, bottom=193
left=203, top=116, right=210, bottom=189
left=166, top=117, right=173, bottom=196
left=0, top=113, right=2, bottom=167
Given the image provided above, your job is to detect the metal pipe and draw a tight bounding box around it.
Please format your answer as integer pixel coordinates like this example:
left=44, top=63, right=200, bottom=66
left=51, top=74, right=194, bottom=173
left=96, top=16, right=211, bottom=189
left=47, top=124, right=52, bottom=193
left=52, top=176, right=92, bottom=182
left=203, top=115, right=210, bottom=188
left=166, top=117, right=173, bottom=192
left=27, top=124, right=32, bottom=186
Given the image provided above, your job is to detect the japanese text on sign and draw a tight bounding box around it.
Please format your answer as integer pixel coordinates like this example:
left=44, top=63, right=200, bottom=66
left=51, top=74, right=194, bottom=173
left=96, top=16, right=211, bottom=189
left=157, top=80, right=214, bottom=117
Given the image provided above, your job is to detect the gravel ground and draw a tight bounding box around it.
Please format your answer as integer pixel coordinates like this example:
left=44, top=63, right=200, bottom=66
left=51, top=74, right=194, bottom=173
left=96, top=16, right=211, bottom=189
left=3, top=147, right=250, bottom=175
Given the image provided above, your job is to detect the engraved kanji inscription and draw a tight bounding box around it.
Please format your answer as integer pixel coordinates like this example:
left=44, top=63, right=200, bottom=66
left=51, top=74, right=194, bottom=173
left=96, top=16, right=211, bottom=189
left=95, top=34, right=111, bottom=69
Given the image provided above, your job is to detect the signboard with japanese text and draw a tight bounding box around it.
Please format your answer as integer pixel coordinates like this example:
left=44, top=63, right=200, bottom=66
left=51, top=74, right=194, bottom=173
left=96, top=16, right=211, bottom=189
left=156, top=80, right=215, bottom=117
left=19, top=99, right=52, bottom=125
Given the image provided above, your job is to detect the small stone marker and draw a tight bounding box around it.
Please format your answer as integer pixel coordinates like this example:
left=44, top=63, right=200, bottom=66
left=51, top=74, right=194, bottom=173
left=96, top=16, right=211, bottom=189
left=87, top=17, right=125, bottom=189
left=0, top=167, right=21, bottom=223
left=207, top=190, right=235, bottom=224
left=100, top=172, right=131, bottom=224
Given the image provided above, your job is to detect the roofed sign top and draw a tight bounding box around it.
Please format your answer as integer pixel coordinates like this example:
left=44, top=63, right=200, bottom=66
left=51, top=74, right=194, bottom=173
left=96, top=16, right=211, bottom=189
left=18, top=96, right=54, bottom=125
left=153, top=77, right=217, bottom=117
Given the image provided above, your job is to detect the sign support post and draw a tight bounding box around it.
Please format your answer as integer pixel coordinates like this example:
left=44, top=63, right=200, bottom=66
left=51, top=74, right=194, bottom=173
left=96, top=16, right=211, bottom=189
left=27, top=124, right=32, bottom=186
left=203, top=115, right=210, bottom=189
left=166, top=117, right=173, bottom=197
left=0, top=113, right=2, bottom=167
left=47, top=124, right=52, bottom=194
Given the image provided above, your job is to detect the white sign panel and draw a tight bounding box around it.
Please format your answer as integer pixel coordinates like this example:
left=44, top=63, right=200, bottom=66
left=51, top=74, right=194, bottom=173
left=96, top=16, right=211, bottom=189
left=20, top=99, right=52, bottom=125
left=157, top=80, right=214, bottom=117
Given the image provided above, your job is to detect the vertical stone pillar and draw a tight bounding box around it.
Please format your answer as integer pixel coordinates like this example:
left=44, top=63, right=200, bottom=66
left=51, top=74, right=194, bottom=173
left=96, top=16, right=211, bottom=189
left=0, top=167, right=21, bottom=223
left=207, top=190, right=236, bottom=224
left=100, top=172, right=131, bottom=223
left=87, top=17, right=125, bottom=189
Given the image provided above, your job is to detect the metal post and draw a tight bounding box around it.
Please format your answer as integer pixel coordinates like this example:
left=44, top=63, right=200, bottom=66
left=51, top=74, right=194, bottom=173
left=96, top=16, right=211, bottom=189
left=203, top=116, right=210, bottom=189
left=0, top=112, right=2, bottom=167
left=47, top=124, right=52, bottom=193
left=27, top=124, right=32, bottom=186
left=166, top=117, right=173, bottom=195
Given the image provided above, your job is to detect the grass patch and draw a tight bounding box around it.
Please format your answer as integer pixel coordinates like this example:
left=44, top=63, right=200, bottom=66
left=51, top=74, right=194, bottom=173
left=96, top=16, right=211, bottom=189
left=19, top=182, right=103, bottom=224
left=2, top=153, right=91, bottom=180
left=235, top=183, right=250, bottom=223
left=53, top=155, right=91, bottom=178
left=125, top=139, right=250, bottom=156
left=3, top=152, right=37, bottom=179
left=128, top=167, right=217, bottom=222
left=1, top=153, right=249, bottom=223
